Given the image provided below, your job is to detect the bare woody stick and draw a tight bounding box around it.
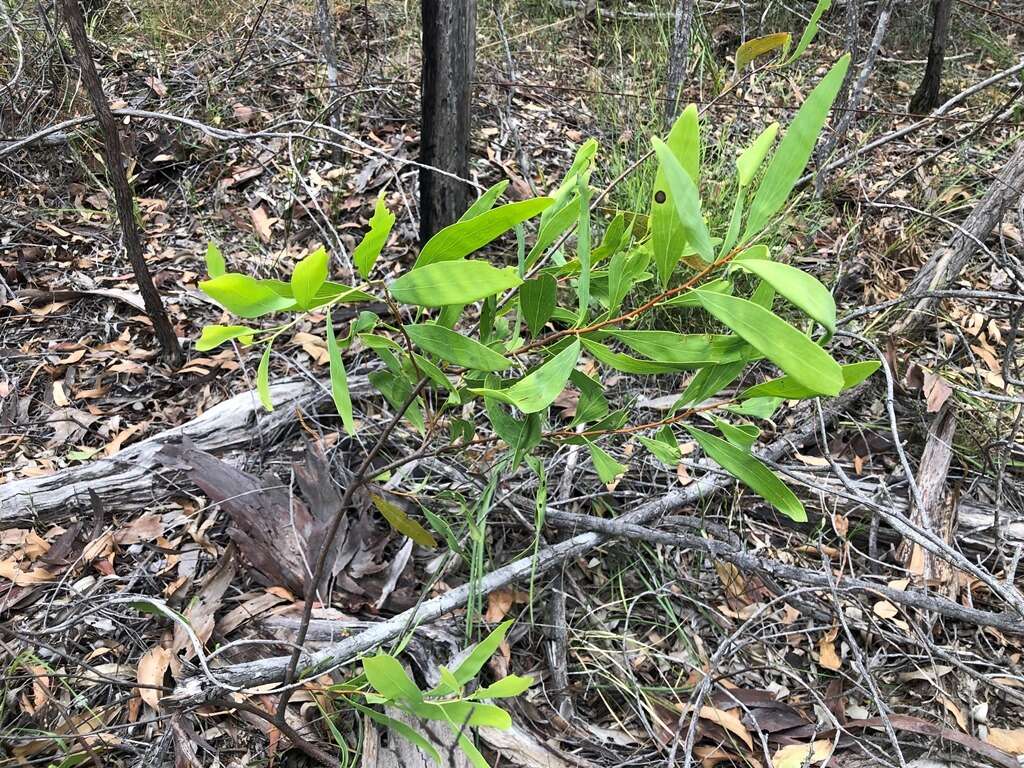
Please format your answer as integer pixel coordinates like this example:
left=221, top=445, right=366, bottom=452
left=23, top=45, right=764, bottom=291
left=60, top=0, right=182, bottom=366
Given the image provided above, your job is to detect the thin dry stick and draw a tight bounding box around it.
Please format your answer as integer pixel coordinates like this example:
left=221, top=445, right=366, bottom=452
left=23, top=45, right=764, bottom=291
left=59, top=0, right=182, bottom=365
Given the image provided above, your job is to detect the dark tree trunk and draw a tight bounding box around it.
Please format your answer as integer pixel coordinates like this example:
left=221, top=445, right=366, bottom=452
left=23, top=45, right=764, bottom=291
left=910, top=0, right=953, bottom=113
left=60, top=0, right=182, bottom=366
left=663, top=0, right=695, bottom=128
left=419, top=0, right=475, bottom=242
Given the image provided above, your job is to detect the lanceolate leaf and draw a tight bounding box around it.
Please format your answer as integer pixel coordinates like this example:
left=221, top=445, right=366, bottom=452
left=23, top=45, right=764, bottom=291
left=677, top=359, right=746, bottom=407
left=695, top=290, right=843, bottom=395
left=731, top=259, right=837, bottom=335
left=290, top=246, right=328, bottom=309
left=652, top=136, right=715, bottom=265
left=742, top=54, right=850, bottom=241
left=470, top=340, right=580, bottom=414
left=575, top=171, right=593, bottom=324
left=353, top=191, right=396, bottom=278
left=736, top=122, right=780, bottom=188
left=518, top=274, right=557, bottom=337
left=196, top=324, right=254, bottom=351
left=363, top=653, right=422, bottom=701
left=735, top=32, right=791, bottom=71
left=347, top=700, right=441, bottom=764
left=370, top=495, right=438, bottom=548
left=200, top=274, right=296, bottom=318
left=256, top=343, right=273, bottom=411
left=453, top=620, right=513, bottom=685
left=472, top=674, right=534, bottom=699
left=739, top=361, right=880, bottom=400
left=787, top=0, right=833, bottom=63
left=609, top=331, right=748, bottom=365
left=586, top=440, right=627, bottom=483
left=459, top=180, right=509, bottom=222
left=686, top=426, right=806, bottom=522
left=326, top=310, right=356, bottom=436
left=581, top=338, right=690, bottom=374
left=405, top=700, right=511, bottom=729
left=405, top=323, right=512, bottom=371
left=389, top=261, right=523, bottom=307
left=415, top=198, right=554, bottom=268
left=205, top=242, right=226, bottom=277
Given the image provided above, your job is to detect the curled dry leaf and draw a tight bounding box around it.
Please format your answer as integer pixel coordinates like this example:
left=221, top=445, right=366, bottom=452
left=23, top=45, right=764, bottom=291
left=137, top=646, right=171, bottom=710
left=818, top=628, right=841, bottom=671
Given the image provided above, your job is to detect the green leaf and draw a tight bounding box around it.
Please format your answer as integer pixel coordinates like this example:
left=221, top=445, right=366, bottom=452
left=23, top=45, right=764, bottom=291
left=518, top=274, right=557, bottom=337
left=453, top=620, right=514, bottom=685
left=450, top=725, right=489, bottom=768
left=652, top=136, right=714, bottom=266
left=575, top=172, right=593, bottom=325
left=363, top=653, right=423, bottom=701
left=650, top=106, right=703, bottom=286
left=291, top=246, right=329, bottom=310
left=347, top=700, right=441, bottom=764
left=608, top=331, right=748, bottom=365
left=415, top=198, right=554, bottom=268
left=581, top=338, right=690, bottom=374
left=731, top=259, right=836, bottom=335
left=370, top=495, right=438, bottom=548
left=200, top=274, right=296, bottom=318
left=405, top=324, right=512, bottom=371
left=660, top=277, right=734, bottom=307
left=370, top=370, right=425, bottom=432
left=470, top=340, right=580, bottom=414
left=406, top=700, right=511, bottom=729
left=205, top=242, right=226, bottom=278
left=586, top=440, right=627, bottom=483
left=486, top=396, right=542, bottom=468
left=736, top=122, right=780, bottom=188
left=472, top=674, right=534, bottom=699
left=677, top=360, right=746, bottom=407
left=686, top=426, right=806, bottom=522
left=725, top=396, right=783, bottom=419
left=257, top=343, right=273, bottom=411
left=694, top=290, right=842, bottom=395
left=569, top=369, right=609, bottom=426
left=787, top=0, right=833, bottom=63
left=637, top=426, right=680, bottom=466
left=740, top=361, right=880, bottom=400
left=526, top=194, right=580, bottom=269
left=354, top=192, right=396, bottom=278
left=196, top=324, right=254, bottom=351
left=326, top=310, right=356, bottom=436
left=742, top=54, right=850, bottom=241
left=735, top=32, right=791, bottom=71
left=712, top=417, right=760, bottom=450
left=459, top=180, right=510, bottom=222
left=390, top=261, right=523, bottom=307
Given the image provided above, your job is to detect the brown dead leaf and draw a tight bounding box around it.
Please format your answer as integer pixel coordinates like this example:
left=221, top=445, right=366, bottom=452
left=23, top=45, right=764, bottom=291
left=250, top=206, right=273, bottom=242
left=486, top=588, right=515, bottom=623
left=923, top=370, right=953, bottom=413
left=0, top=558, right=55, bottom=585
left=987, top=728, right=1024, bottom=755
left=114, top=513, right=164, bottom=545
left=818, top=629, right=841, bottom=670
left=698, top=706, right=752, bottom=750
left=939, top=694, right=968, bottom=731
left=137, top=646, right=171, bottom=710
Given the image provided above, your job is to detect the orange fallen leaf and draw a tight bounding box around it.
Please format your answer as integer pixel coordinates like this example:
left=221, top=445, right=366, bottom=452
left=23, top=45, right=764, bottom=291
left=137, top=646, right=171, bottom=710
left=772, top=740, right=833, bottom=767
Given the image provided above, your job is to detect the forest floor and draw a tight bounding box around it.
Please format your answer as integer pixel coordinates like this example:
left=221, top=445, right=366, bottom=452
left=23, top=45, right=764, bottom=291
left=2, top=0, right=1024, bottom=766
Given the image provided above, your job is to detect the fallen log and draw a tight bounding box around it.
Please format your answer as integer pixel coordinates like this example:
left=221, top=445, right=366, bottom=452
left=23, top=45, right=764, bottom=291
left=0, top=377, right=364, bottom=528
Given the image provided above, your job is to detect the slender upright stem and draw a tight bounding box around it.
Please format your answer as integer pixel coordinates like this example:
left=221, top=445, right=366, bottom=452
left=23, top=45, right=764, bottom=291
left=60, top=0, right=182, bottom=366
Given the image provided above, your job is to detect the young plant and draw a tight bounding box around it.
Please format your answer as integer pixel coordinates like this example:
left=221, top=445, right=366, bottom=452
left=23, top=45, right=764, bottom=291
left=336, top=621, right=529, bottom=766
left=197, top=55, right=871, bottom=527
